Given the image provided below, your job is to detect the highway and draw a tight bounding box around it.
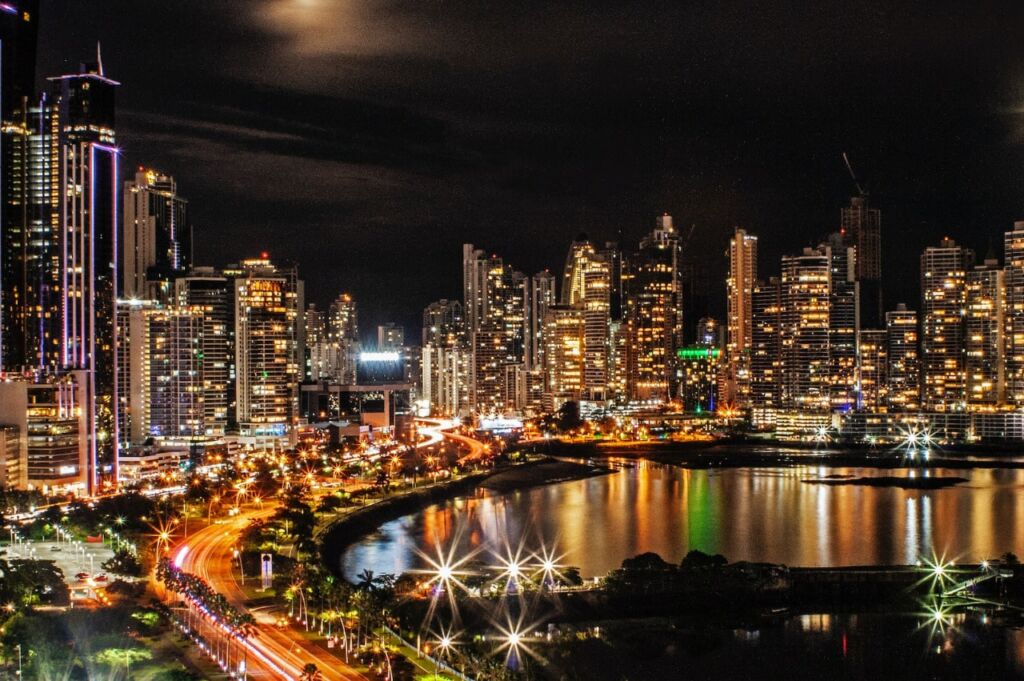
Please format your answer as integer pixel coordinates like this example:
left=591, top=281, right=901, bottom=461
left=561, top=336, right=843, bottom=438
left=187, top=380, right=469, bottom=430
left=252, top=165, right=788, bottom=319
left=173, top=507, right=367, bottom=681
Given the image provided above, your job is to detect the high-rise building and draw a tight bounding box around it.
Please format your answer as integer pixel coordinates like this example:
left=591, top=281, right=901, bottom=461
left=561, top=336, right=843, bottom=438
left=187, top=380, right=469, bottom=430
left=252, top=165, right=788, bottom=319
left=885, top=304, right=920, bottom=411
left=561, top=237, right=611, bottom=400
left=920, top=238, right=973, bottom=411
left=624, top=215, right=682, bottom=400
left=857, top=329, right=887, bottom=411
left=421, top=344, right=471, bottom=416
left=726, top=228, right=758, bottom=360
left=965, top=260, right=1004, bottom=409
left=677, top=346, right=721, bottom=413
left=377, top=323, right=404, bottom=351
left=50, top=60, right=120, bottom=492
left=0, top=370, right=90, bottom=493
left=471, top=327, right=516, bottom=414
left=233, top=256, right=302, bottom=434
left=542, top=305, right=585, bottom=409
left=422, top=299, right=465, bottom=347
left=174, top=269, right=233, bottom=433
left=1003, top=222, right=1024, bottom=405
left=462, top=244, right=490, bottom=334
left=118, top=302, right=205, bottom=443
left=780, top=248, right=831, bottom=411
left=725, top=227, right=757, bottom=406
left=750, top=278, right=783, bottom=416
left=0, top=1, right=41, bottom=371
left=327, top=293, right=358, bottom=383
left=841, top=195, right=882, bottom=328
left=123, top=168, right=190, bottom=301
left=824, top=233, right=859, bottom=410
left=524, top=271, right=556, bottom=371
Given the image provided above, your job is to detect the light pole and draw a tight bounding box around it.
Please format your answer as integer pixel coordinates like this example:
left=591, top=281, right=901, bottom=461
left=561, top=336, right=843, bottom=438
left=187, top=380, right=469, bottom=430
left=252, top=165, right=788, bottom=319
left=16, top=644, right=22, bottom=678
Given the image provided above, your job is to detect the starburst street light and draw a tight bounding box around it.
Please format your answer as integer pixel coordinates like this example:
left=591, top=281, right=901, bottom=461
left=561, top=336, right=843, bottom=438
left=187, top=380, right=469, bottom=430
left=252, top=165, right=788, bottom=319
left=493, top=541, right=534, bottom=593
left=532, top=542, right=566, bottom=588
left=494, top=614, right=542, bottom=669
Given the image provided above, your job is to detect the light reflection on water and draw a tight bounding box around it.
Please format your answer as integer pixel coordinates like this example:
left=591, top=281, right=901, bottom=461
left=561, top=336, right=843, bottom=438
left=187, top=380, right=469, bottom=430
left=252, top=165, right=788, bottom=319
left=339, top=460, right=1024, bottom=580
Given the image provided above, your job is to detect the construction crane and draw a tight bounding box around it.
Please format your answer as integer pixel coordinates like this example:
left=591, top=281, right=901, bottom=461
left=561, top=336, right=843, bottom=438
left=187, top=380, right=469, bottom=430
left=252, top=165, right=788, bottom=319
left=842, top=152, right=866, bottom=196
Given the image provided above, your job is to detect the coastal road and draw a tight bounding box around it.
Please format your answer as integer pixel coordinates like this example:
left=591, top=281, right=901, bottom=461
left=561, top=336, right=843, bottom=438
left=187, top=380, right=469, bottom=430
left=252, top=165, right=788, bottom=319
left=418, top=418, right=488, bottom=464
left=173, top=506, right=367, bottom=681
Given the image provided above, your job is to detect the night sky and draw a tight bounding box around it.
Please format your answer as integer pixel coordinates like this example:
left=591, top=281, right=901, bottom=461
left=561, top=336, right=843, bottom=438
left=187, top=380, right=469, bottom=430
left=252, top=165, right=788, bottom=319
left=37, top=1, right=1024, bottom=339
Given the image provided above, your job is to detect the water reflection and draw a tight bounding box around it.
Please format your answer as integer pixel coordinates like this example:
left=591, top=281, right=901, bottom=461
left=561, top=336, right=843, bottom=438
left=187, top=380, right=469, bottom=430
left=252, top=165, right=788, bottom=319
left=340, top=461, right=1024, bottom=580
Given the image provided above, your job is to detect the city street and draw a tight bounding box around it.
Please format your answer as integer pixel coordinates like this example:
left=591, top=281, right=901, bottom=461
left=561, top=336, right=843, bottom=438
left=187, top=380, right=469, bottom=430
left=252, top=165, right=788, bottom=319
left=172, top=506, right=367, bottom=681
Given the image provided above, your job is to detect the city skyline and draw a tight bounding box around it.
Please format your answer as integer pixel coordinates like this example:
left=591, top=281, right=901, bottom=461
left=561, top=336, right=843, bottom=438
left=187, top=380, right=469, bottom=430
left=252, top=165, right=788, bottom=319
left=34, top=2, right=1024, bottom=334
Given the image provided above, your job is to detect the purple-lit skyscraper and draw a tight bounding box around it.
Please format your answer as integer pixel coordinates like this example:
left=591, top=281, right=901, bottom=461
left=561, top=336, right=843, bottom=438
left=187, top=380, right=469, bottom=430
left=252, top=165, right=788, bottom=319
left=48, top=59, right=120, bottom=493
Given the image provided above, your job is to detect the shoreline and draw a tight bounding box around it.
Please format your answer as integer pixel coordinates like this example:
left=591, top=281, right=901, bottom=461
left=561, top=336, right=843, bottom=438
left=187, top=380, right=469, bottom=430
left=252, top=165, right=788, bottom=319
left=317, top=457, right=611, bottom=580
left=525, top=438, right=1024, bottom=470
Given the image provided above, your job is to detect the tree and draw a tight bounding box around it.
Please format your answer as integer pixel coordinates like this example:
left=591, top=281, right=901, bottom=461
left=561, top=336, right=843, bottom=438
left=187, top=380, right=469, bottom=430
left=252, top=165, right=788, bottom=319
left=103, top=549, right=143, bottom=577
left=300, top=663, right=323, bottom=681
left=621, top=552, right=671, bottom=571
left=92, top=647, right=152, bottom=679
left=556, top=401, right=582, bottom=432
left=680, top=550, right=728, bottom=570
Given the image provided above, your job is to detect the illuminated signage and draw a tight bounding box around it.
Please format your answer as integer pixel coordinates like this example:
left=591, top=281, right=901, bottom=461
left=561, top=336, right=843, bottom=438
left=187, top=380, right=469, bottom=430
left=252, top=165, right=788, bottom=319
left=677, top=347, right=721, bottom=360
left=248, top=280, right=282, bottom=294
left=359, top=351, right=401, bottom=362
left=479, top=418, right=524, bottom=432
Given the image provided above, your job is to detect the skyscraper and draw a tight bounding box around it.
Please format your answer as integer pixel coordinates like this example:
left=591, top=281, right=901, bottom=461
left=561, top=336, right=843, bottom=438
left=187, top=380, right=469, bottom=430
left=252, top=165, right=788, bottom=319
left=750, top=278, right=782, bottom=417
left=233, top=256, right=302, bottom=434
left=624, top=215, right=682, bottom=400
left=0, top=0, right=40, bottom=370
left=780, top=248, right=831, bottom=411
left=1003, top=222, right=1024, bottom=405
left=726, top=227, right=757, bottom=406
left=856, top=329, right=887, bottom=411
left=920, top=238, right=973, bottom=411
left=885, top=304, right=920, bottom=411
left=328, top=293, right=359, bottom=383
left=561, top=237, right=611, bottom=400
left=123, top=168, right=190, bottom=301
left=422, top=299, right=464, bottom=347
left=824, top=233, right=859, bottom=410
left=48, top=59, right=120, bottom=492
left=542, top=305, right=585, bottom=408
left=841, top=195, right=882, bottom=327
left=726, top=228, right=757, bottom=359
left=462, top=244, right=490, bottom=335
left=965, top=260, right=1004, bottom=409
left=174, top=269, right=233, bottom=433
left=377, top=323, right=404, bottom=350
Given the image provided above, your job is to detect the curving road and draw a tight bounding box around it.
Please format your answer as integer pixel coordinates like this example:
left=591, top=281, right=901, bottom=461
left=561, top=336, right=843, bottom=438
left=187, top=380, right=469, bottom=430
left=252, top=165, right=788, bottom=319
left=173, top=507, right=367, bottom=681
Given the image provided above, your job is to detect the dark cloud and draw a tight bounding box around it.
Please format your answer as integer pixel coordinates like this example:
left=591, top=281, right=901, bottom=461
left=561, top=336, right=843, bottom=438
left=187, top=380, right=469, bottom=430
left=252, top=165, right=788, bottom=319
left=37, top=0, right=1024, bottom=334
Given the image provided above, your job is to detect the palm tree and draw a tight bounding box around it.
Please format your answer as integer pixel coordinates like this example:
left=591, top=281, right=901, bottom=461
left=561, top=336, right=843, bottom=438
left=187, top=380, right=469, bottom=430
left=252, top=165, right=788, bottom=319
left=300, top=663, right=323, bottom=681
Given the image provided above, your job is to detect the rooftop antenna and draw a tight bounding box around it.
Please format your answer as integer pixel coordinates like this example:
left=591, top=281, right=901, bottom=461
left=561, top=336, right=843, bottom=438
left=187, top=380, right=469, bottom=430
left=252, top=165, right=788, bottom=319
left=842, top=152, right=866, bottom=197
left=96, top=41, right=104, bottom=76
